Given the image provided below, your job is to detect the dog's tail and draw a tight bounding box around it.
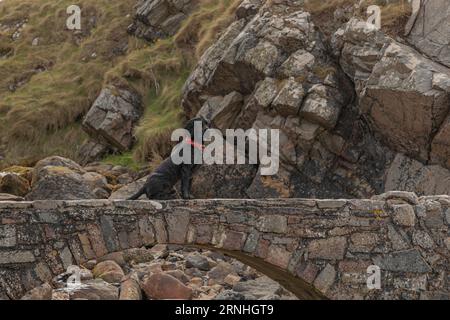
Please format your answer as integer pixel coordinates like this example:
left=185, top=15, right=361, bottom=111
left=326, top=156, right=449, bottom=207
left=127, top=187, right=145, bottom=200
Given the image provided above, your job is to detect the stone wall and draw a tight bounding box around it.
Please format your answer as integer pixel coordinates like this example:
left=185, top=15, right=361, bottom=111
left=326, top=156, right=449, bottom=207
left=0, top=193, right=449, bottom=300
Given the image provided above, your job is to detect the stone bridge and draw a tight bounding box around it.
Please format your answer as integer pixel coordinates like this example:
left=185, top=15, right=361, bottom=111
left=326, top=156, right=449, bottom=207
left=0, top=193, right=449, bottom=300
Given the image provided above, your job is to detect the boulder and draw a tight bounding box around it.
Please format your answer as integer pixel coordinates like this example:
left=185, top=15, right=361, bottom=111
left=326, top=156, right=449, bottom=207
left=407, top=0, right=450, bottom=67
left=207, top=262, right=235, bottom=285
left=33, top=156, right=84, bottom=179
left=0, top=173, right=30, bottom=196
left=141, top=273, right=192, bottom=299
left=385, top=154, right=450, bottom=196
left=82, top=87, right=142, bottom=151
left=109, top=177, right=147, bottom=200
left=82, top=171, right=109, bottom=191
left=78, top=140, right=111, bottom=166
left=232, top=276, right=285, bottom=299
left=197, top=91, right=244, bottom=132
left=92, top=260, right=125, bottom=283
left=272, top=78, right=305, bottom=117
left=119, top=276, right=142, bottom=300
left=128, top=0, right=198, bottom=42
left=67, top=279, right=119, bottom=300
left=26, top=166, right=96, bottom=200
left=337, top=18, right=450, bottom=164
left=185, top=254, right=211, bottom=271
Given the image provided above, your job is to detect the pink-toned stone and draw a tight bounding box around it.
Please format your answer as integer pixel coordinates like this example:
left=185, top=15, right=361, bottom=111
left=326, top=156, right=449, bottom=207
left=78, top=233, right=96, bottom=260
left=87, top=224, right=108, bottom=257
left=221, top=231, right=246, bottom=251
left=141, top=273, right=192, bottom=300
left=165, top=212, right=190, bottom=244
left=296, top=262, right=319, bottom=284
left=308, top=237, right=347, bottom=260
left=195, top=224, right=214, bottom=244
left=255, top=239, right=270, bottom=259
left=93, top=260, right=125, bottom=283
left=119, top=277, right=142, bottom=300
left=265, top=245, right=291, bottom=269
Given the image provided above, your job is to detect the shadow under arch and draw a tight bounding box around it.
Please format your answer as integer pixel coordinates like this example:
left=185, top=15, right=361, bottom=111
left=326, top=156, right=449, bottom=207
left=186, top=244, right=326, bottom=300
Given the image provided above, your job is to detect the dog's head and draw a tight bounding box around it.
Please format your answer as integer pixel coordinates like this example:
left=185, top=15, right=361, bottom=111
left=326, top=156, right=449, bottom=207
left=184, top=116, right=210, bottom=138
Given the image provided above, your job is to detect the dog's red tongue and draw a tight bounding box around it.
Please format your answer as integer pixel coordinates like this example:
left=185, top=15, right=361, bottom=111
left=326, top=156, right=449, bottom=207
left=185, top=137, right=205, bottom=150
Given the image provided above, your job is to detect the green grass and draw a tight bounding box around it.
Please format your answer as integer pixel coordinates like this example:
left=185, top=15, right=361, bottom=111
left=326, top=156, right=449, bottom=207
left=102, top=152, right=142, bottom=171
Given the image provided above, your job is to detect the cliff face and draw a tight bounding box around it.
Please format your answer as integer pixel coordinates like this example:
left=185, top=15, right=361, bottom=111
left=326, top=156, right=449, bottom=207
left=180, top=0, right=450, bottom=199
left=1, top=0, right=450, bottom=200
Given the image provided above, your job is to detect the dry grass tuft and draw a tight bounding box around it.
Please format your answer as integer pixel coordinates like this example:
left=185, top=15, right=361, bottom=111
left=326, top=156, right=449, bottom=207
left=304, top=0, right=413, bottom=38
left=0, top=0, right=239, bottom=169
left=0, top=0, right=135, bottom=167
left=106, top=0, right=240, bottom=165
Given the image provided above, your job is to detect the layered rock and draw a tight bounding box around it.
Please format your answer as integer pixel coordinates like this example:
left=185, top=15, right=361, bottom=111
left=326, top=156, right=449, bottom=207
left=335, top=18, right=450, bottom=164
left=82, top=87, right=142, bottom=152
left=128, top=0, right=198, bottom=42
left=181, top=1, right=385, bottom=198
left=176, top=0, right=450, bottom=198
left=407, top=0, right=450, bottom=68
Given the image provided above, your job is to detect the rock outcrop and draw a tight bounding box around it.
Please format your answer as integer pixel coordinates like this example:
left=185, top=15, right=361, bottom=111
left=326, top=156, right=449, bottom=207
left=335, top=18, right=450, bottom=165
left=407, top=0, right=450, bottom=68
left=82, top=87, right=143, bottom=152
left=128, top=0, right=198, bottom=42
left=177, top=0, right=450, bottom=199
left=25, top=156, right=111, bottom=200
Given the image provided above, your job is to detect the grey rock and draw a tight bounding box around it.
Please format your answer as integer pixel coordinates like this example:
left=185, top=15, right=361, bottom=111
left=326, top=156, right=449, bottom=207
left=21, top=283, right=52, bottom=300
left=232, top=276, right=284, bottom=299
left=83, top=87, right=142, bottom=151
left=408, top=0, right=450, bottom=67
left=78, top=140, right=111, bottom=166
left=313, top=264, right=336, bottom=294
left=300, top=84, right=342, bottom=129
left=129, top=0, right=197, bottom=42
left=385, top=154, right=450, bottom=197
left=185, top=254, right=211, bottom=271
left=272, top=78, right=305, bottom=117
left=412, top=230, right=434, bottom=249
left=109, top=177, right=147, bottom=200
left=66, top=279, right=119, bottom=300
left=26, top=165, right=95, bottom=201
left=214, top=290, right=246, bottom=300
left=374, top=249, right=431, bottom=273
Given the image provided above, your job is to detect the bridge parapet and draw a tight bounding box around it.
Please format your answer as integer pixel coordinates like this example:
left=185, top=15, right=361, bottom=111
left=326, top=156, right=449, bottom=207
left=0, top=194, right=449, bottom=300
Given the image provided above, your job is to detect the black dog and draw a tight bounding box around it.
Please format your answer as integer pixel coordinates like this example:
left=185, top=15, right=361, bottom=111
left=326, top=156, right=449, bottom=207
left=128, top=117, right=209, bottom=200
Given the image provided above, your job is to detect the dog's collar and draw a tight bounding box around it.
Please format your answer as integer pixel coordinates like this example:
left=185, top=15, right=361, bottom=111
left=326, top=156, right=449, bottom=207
left=185, top=137, right=205, bottom=150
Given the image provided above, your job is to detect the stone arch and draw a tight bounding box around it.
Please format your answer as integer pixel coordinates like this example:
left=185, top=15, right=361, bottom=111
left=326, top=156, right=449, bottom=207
left=0, top=194, right=448, bottom=299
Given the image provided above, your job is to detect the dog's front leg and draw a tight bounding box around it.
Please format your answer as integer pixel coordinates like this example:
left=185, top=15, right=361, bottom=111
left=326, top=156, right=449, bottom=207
left=181, top=165, right=194, bottom=199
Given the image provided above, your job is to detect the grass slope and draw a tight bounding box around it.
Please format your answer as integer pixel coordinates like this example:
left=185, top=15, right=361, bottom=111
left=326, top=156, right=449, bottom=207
left=0, top=0, right=240, bottom=169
